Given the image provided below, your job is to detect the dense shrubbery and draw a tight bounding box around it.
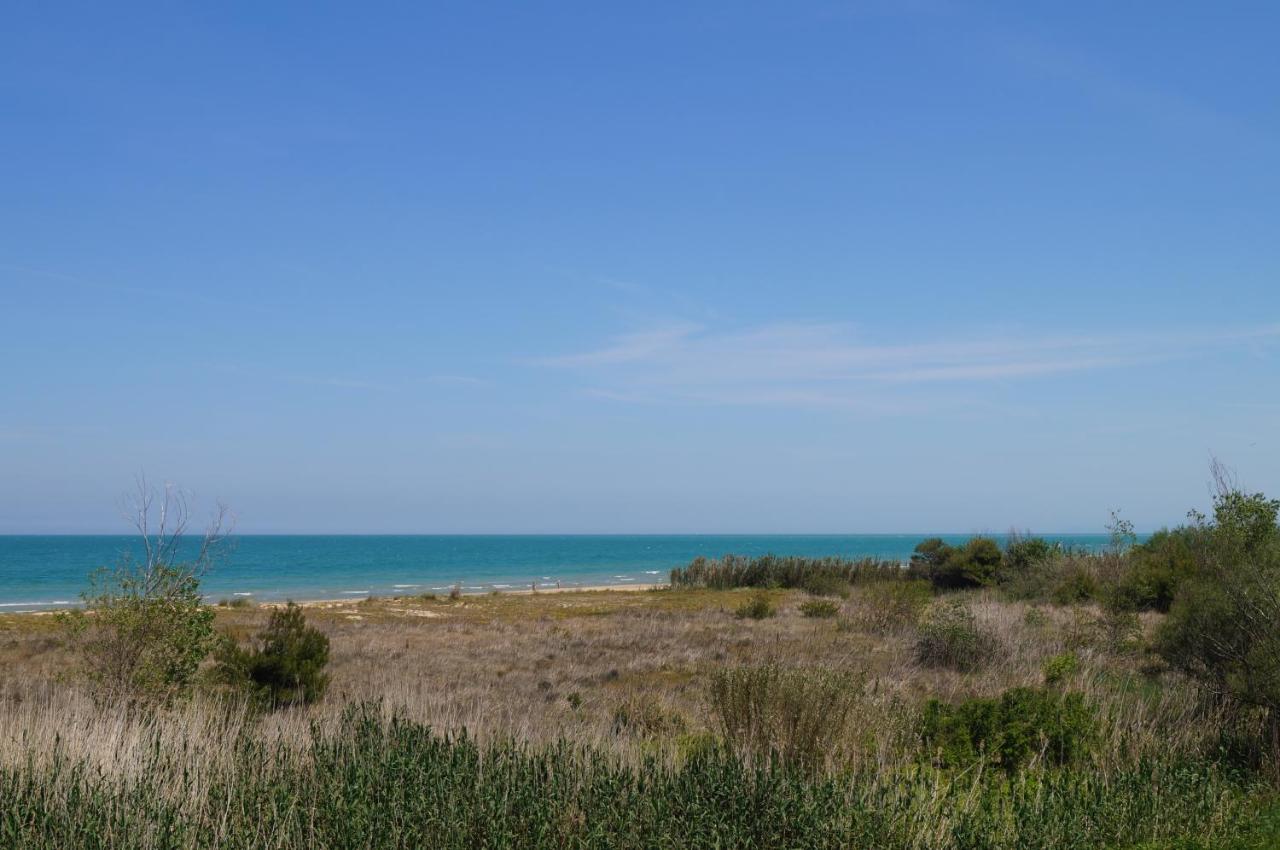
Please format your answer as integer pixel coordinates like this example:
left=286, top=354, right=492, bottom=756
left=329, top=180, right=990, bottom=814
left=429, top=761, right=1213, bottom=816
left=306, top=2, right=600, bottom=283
left=910, top=537, right=1003, bottom=589
left=920, top=687, right=1094, bottom=771
left=1110, top=527, right=1202, bottom=612
left=1156, top=482, right=1280, bottom=754
left=214, top=602, right=330, bottom=707
left=671, top=554, right=902, bottom=591
left=1003, top=534, right=1057, bottom=577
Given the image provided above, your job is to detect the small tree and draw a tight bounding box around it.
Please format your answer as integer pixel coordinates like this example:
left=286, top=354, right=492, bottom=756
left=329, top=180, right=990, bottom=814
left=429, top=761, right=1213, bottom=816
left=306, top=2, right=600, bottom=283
left=216, top=602, right=330, bottom=707
left=63, top=479, right=230, bottom=702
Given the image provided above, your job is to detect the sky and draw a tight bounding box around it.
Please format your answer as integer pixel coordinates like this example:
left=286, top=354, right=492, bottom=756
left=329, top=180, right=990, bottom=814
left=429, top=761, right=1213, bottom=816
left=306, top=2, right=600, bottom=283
left=2, top=1, right=1278, bottom=534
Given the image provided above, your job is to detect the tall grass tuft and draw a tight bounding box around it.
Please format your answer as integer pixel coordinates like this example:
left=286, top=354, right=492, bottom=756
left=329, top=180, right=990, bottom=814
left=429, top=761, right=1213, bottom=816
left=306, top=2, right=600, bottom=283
left=708, top=663, right=861, bottom=773
left=671, top=554, right=904, bottom=591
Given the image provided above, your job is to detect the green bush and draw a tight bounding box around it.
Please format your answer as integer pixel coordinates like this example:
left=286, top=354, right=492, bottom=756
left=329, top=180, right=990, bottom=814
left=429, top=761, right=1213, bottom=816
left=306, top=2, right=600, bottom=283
left=1110, top=527, right=1202, bottom=612
left=799, top=599, right=841, bottom=618
left=998, top=535, right=1063, bottom=598
left=920, top=687, right=1094, bottom=771
left=64, top=561, right=216, bottom=703
left=215, top=602, right=330, bottom=707
left=1003, top=535, right=1056, bottom=576
left=1050, top=559, right=1102, bottom=605
left=910, top=537, right=1002, bottom=590
left=1042, top=651, right=1080, bottom=686
left=914, top=600, right=1000, bottom=671
left=1156, top=484, right=1280, bottom=735
left=61, top=485, right=230, bottom=703
left=734, top=594, right=776, bottom=620
left=708, top=664, right=859, bottom=773
left=799, top=571, right=852, bottom=599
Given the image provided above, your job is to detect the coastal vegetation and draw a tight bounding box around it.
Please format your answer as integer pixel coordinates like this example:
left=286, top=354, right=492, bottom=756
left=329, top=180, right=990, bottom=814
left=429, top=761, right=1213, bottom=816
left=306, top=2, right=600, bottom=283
left=2, top=467, right=1279, bottom=847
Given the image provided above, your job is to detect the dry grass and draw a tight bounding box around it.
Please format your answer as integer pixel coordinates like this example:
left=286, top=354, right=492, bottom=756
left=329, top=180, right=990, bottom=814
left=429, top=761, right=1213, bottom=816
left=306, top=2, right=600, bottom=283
left=0, top=586, right=1219, bottom=780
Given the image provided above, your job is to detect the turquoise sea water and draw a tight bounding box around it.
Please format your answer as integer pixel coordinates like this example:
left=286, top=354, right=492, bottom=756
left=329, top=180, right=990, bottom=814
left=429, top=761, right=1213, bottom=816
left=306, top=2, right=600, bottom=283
left=0, top=534, right=1112, bottom=611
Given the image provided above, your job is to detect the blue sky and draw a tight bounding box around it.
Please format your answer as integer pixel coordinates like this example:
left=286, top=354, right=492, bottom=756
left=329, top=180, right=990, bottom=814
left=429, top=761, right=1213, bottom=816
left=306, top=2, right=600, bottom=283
left=2, top=2, right=1278, bottom=533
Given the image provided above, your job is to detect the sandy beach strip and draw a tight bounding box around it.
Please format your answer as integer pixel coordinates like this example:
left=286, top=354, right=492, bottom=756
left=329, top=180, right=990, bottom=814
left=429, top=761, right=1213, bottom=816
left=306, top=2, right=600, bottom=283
left=284, top=582, right=667, bottom=609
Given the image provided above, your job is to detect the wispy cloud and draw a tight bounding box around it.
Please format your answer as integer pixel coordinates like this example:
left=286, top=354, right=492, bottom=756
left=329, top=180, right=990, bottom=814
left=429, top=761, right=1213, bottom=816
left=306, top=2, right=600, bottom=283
left=539, top=321, right=1279, bottom=409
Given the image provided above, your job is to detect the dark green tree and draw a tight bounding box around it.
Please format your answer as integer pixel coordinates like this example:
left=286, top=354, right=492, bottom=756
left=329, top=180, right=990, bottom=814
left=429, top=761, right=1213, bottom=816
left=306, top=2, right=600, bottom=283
left=217, top=602, right=330, bottom=707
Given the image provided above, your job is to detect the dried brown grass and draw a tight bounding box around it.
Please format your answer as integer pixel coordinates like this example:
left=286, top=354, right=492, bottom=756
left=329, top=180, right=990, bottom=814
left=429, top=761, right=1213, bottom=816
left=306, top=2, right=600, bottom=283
left=0, top=586, right=1217, bottom=782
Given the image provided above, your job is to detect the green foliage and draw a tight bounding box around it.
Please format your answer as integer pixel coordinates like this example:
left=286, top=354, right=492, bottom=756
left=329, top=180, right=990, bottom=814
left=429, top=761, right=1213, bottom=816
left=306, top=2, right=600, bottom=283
left=734, top=594, right=776, bottom=620
left=920, top=687, right=1094, bottom=771
left=65, top=560, right=216, bottom=702
left=1110, top=527, right=1202, bottom=612
left=1002, top=534, right=1056, bottom=578
left=798, top=571, right=852, bottom=599
left=1003, top=537, right=1054, bottom=570
left=1156, top=484, right=1280, bottom=724
left=215, top=602, right=330, bottom=707
left=708, top=664, right=859, bottom=773
left=799, top=598, right=841, bottom=618
left=0, top=706, right=1262, bottom=849
left=1042, top=652, right=1080, bottom=686
left=914, top=600, right=1000, bottom=671
left=671, top=554, right=902, bottom=590
left=910, top=537, right=1002, bottom=590
left=1050, top=561, right=1102, bottom=605
left=909, top=537, right=951, bottom=575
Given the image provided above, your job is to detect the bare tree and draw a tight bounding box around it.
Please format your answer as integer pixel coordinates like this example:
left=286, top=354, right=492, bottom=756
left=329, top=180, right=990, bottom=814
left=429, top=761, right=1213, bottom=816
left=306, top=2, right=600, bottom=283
left=122, top=475, right=233, bottom=588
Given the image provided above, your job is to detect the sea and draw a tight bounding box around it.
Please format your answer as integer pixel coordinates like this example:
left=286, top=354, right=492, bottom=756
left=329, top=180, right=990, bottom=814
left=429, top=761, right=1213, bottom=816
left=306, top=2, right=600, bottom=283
left=0, top=534, right=1112, bottom=612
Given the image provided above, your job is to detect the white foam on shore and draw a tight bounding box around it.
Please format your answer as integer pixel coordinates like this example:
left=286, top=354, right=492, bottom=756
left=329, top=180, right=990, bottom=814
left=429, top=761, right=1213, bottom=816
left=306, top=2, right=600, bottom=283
left=233, top=592, right=253, bottom=597
left=341, top=590, right=369, bottom=595
left=492, top=584, right=513, bottom=589
left=0, top=600, right=73, bottom=608
left=644, top=570, right=660, bottom=574
left=392, top=584, right=419, bottom=589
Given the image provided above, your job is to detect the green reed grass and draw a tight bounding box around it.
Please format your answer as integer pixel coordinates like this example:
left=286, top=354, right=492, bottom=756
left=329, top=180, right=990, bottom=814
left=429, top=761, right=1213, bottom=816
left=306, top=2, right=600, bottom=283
left=0, top=704, right=1270, bottom=850
left=670, top=554, right=904, bottom=591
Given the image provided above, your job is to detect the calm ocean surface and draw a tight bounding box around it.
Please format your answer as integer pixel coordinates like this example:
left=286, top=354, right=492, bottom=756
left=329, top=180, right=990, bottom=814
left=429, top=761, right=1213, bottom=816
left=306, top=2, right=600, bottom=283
left=0, top=534, right=1112, bottom=611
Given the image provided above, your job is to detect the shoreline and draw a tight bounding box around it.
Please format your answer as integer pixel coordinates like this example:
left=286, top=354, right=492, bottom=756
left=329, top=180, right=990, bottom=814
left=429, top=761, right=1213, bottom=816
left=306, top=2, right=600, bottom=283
left=285, top=582, right=666, bottom=609
left=1, top=581, right=670, bottom=615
